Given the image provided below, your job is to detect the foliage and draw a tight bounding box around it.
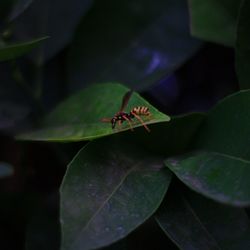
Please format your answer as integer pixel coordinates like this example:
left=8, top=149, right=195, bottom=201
left=0, top=0, right=250, bottom=250
left=188, top=0, right=241, bottom=46
left=0, top=37, right=48, bottom=62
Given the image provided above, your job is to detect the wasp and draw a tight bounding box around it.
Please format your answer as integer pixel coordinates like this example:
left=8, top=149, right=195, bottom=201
left=101, top=90, right=151, bottom=132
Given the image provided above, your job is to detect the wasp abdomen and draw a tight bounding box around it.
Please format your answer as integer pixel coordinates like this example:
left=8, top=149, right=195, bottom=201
left=131, top=106, right=150, bottom=116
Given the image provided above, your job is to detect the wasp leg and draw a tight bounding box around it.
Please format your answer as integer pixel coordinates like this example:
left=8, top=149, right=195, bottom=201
left=147, top=112, right=152, bottom=118
left=131, top=112, right=150, bottom=132
left=122, top=115, right=134, bottom=131
left=114, top=120, right=122, bottom=132
left=146, top=113, right=153, bottom=122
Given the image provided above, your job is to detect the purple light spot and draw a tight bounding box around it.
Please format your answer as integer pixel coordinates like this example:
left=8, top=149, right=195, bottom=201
left=136, top=47, right=169, bottom=75
left=146, top=51, right=169, bottom=75
left=146, top=52, right=161, bottom=74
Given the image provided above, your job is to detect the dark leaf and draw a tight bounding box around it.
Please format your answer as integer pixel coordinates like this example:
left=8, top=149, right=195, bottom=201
left=68, top=0, right=202, bottom=91
left=12, top=0, right=93, bottom=62
left=194, top=90, right=250, bottom=159
left=166, top=151, right=250, bottom=206
left=60, top=135, right=172, bottom=250
left=164, top=90, right=250, bottom=206
left=156, top=189, right=250, bottom=249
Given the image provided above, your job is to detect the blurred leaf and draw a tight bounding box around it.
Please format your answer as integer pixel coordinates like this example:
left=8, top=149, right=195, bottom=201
left=134, top=112, right=205, bottom=156
left=165, top=151, right=250, bottom=206
left=0, top=36, right=48, bottom=62
left=8, top=0, right=34, bottom=21
left=12, top=0, right=93, bottom=62
left=68, top=0, right=202, bottom=91
left=156, top=189, right=250, bottom=249
left=188, top=0, right=241, bottom=46
left=0, top=162, right=13, bottom=177
left=60, top=135, right=172, bottom=250
left=236, top=0, right=250, bottom=89
left=164, top=90, right=250, bottom=206
left=17, top=83, right=170, bottom=142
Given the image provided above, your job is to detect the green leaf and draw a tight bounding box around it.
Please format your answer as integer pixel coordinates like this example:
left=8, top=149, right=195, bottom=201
left=166, top=151, right=250, bottom=206
left=0, top=37, right=48, bottom=62
left=156, top=190, right=250, bottom=249
left=188, top=0, right=241, bottom=46
left=68, top=0, right=201, bottom=91
left=0, top=162, right=13, bottom=178
left=60, top=135, right=172, bottom=250
left=164, top=90, right=250, bottom=206
left=17, top=83, right=170, bottom=142
left=194, top=90, right=250, bottom=158
left=236, top=0, right=250, bottom=89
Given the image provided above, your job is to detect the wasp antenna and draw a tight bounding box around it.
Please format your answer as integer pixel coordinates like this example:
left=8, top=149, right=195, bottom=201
left=101, top=118, right=111, bottom=123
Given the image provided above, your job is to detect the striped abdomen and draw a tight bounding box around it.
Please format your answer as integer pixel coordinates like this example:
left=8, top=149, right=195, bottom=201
left=130, top=106, right=150, bottom=116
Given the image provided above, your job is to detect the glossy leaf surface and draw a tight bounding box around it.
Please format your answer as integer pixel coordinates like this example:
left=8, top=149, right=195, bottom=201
left=60, top=135, right=172, bottom=250
left=188, top=0, right=241, bottom=46
left=165, top=90, right=250, bottom=206
left=68, top=0, right=201, bottom=91
left=156, top=190, right=250, bottom=249
left=18, top=83, right=170, bottom=142
left=166, top=152, right=250, bottom=206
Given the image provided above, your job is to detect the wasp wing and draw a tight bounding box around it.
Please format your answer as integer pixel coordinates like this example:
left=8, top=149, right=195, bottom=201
left=120, top=90, right=133, bottom=112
